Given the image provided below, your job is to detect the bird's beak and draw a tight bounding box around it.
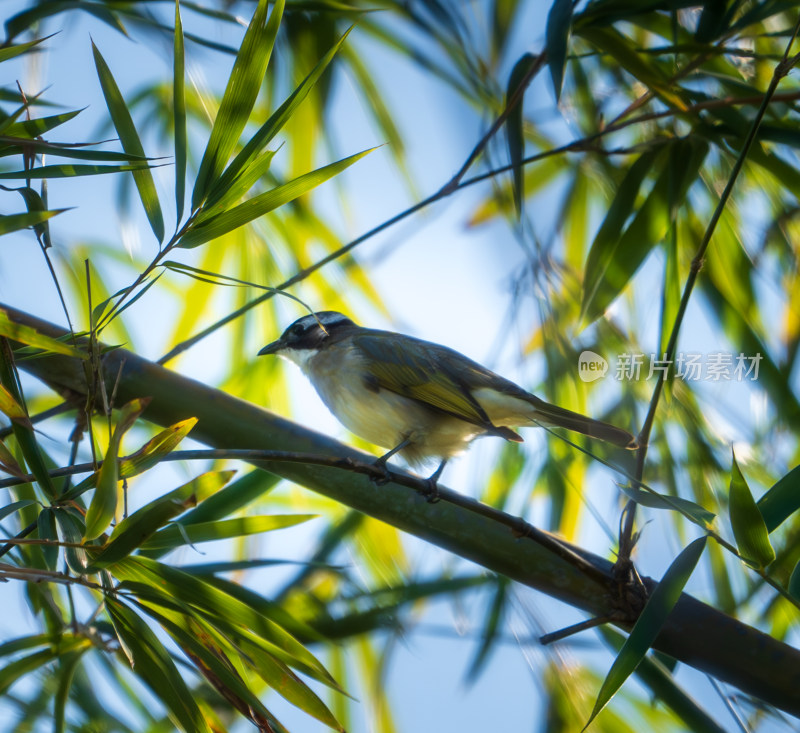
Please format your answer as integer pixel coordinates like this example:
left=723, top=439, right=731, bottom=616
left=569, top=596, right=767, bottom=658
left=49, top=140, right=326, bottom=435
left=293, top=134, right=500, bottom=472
left=258, top=339, right=283, bottom=356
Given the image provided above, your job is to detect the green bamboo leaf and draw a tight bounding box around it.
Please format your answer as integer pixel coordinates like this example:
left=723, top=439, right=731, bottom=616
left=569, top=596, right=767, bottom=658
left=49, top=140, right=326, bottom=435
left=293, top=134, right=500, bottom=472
left=586, top=536, right=707, bottom=727
left=0, top=648, right=59, bottom=695
left=0, top=35, right=49, bottom=62
left=0, top=209, right=66, bottom=235
left=105, top=597, right=213, bottom=733
left=174, top=0, right=187, bottom=224
left=695, top=0, right=729, bottom=42
left=14, top=186, right=51, bottom=245
left=181, top=147, right=375, bottom=248
left=756, top=463, right=800, bottom=533
left=113, top=556, right=335, bottom=685
left=84, top=398, right=150, bottom=541
left=0, top=634, right=51, bottom=657
left=789, top=560, right=800, bottom=602
left=3, top=109, right=82, bottom=138
left=0, top=340, right=56, bottom=498
left=54, top=650, right=84, bottom=733
left=729, top=450, right=775, bottom=568
left=0, top=308, right=87, bottom=360
left=192, top=0, right=284, bottom=209
left=92, top=41, right=165, bottom=242
left=581, top=147, right=663, bottom=324
left=505, top=53, right=535, bottom=219
left=0, top=437, right=24, bottom=477
left=133, top=603, right=290, bottom=731
left=0, top=162, right=154, bottom=179
left=118, top=417, right=198, bottom=479
left=0, top=137, right=150, bottom=162
left=37, top=506, right=58, bottom=570
left=207, top=25, right=354, bottom=205
left=200, top=148, right=277, bottom=215
left=545, top=0, right=572, bottom=101
left=617, top=485, right=715, bottom=528
left=466, top=577, right=508, bottom=681
left=140, top=514, right=316, bottom=551
left=90, top=470, right=235, bottom=568
left=582, top=138, right=708, bottom=325
left=660, top=228, right=680, bottom=355
left=55, top=509, right=88, bottom=575
left=0, top=499, right=37, bottom=521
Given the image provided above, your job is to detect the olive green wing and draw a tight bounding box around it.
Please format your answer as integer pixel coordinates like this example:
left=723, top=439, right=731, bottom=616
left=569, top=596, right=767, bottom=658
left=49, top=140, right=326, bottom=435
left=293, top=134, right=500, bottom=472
left=353, top=331, right=496, bottom=429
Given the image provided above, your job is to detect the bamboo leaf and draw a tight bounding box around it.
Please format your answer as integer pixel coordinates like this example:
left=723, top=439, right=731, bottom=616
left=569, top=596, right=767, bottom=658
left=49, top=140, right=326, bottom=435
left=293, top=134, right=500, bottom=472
left=0, top=209, right=66, bottom=235
left=105, top=597, right=213, bottom=733
left=192, top=0, right=284, bottom=209
left=173, top=0, right=187, bottom=224
left=207, top=25, right=354, bottom=205
left=756, top=463, right=800, bottom=533
left=90, top=470, right=235, bottom=568
left=587, top=536, right=707, bottom=727
left=140, top=514, right=316, bottom=551
left=37, top=506, right=58, bottom=570
left=84, top=398, right=150, bottom=541
left=617, top=485, right=715, bottom=528
left=545, top=0, right=572, bottom=101
left=3, top=109, right=82, bottom=138
left=0, top=35, right=49, bottom=63
left=505, top=53, right=535, bottom=218
left=789, top=560, right=800, bottom=602
left=92, top=41, right=165, bottom=242
left=729, top=450, right=775, bottom=568
left=118, top=417, right=197, bottom=479
left=180, top=147, right=375, bottom=248
left=0, top=162, right=154, bottom=179
left=0, top=308, right=87, bottom=360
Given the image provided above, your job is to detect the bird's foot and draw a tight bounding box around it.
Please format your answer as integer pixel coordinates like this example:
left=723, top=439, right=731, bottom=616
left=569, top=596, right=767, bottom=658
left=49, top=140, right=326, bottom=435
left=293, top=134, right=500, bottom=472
left=422, top=478, right=441, bottom=503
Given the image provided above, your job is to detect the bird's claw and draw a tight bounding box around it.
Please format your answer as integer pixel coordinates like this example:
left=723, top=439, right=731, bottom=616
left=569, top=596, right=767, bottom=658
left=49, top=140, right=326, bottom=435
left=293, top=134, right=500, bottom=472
left=370, top=459, right=392, bottom=486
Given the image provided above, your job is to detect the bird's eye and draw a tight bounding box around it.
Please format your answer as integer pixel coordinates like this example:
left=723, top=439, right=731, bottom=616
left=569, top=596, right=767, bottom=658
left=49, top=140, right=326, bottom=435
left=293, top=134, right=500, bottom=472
left=290, top=324, right=304, bottom=336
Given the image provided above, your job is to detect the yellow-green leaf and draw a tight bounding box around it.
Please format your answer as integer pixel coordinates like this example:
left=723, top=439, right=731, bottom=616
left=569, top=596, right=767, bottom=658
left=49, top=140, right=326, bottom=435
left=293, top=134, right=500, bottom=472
left=729, top=450, right=775, bottom=568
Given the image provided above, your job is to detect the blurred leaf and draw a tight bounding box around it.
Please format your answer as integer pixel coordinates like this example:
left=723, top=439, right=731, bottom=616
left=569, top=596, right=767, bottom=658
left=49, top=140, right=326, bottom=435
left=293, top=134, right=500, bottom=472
left=192, top=0, right=284, bottom=209
left=92, top=41, right=165, bottom=242
left=180, top=147, right=375, bottom=248
left=582, top=138, right=708, bottom=324
left=789, top=560, right=800, bottom=602
left=55, top=509, right=88, bottom=575
left=660, top=227, right=680, bottom=355
left=729, top=450, right=775, bottom=568
left=545, top=0, right=572, bottom=101
left=466, top=576, right=508, bottom=682
left=0, top=35, right=49, bottom=62
left=587, top=536, right=707, bottom=726
left=0, top=208, right=66, bottom=235
left=695, top=0, right=731, bottom=42
left=1, top=308, right=87, bottom=359
left=90, top=470, right=235, bottom=569
left=0, top=498, right=36, bottom=520
left=84, top=398, right=149, bottom=541
left=173, top=0, right=187, bottom=224
left=105, top=596, right=213, bottom=733
left=0, top=382, right=28, bottom=424
left=505, top=53, right=536, bottom=218
left=756, top=463, right=800, bottom=533
left=140, top=514, right=316, bottom=551
left=54, top=649, right=84, bottom=733
left=0, top=162, right=155, bottom=179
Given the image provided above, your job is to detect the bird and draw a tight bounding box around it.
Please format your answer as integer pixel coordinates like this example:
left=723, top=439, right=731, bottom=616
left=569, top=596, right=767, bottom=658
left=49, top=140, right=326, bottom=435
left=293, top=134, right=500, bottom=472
left=258, top=311, right=637, bottom=498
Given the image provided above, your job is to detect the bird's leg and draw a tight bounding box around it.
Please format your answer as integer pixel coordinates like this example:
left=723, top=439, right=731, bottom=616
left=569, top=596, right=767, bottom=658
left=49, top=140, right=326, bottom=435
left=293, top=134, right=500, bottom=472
left=423, top=460, right=447, bottom=503
left=372, top=437, right=412, bottom=486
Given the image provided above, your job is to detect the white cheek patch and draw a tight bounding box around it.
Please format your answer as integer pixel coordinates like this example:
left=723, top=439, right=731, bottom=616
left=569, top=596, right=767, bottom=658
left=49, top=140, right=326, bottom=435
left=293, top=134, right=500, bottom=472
left=279, top=347, right=315, bottom=371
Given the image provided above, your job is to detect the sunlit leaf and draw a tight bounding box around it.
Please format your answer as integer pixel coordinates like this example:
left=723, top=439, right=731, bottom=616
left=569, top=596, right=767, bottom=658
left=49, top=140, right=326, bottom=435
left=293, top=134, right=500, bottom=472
left=0, top=209, right=66, bottom=235
left=756, top=463, right=800, bottom=533
left=92, top=41, right=165, bottom=242
left=587, top=536, right=707, bottom=726
left=0, top=308, right=87, bottom=359
left=181, top=147, right=375, bottom=248
left=84, top=398, right=150, bottom=541
left=192, top=0, right=284, bottom=209
left=728, top=450, right=775, bottom=568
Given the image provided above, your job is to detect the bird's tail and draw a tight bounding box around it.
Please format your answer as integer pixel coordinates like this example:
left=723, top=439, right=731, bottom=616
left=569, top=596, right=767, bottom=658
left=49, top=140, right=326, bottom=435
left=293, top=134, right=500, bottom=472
left=527, top=395, right=638, bottom=449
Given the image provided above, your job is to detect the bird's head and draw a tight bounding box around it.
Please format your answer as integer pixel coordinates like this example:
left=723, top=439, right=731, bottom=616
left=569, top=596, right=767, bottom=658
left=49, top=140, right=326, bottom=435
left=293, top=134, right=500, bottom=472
left=258, top=311, right=357, bottom=367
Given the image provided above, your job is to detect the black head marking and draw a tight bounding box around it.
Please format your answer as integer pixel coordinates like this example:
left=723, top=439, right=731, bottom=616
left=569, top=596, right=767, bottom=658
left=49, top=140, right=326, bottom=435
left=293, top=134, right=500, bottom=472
left=278, top=311, right=357, bottom=350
